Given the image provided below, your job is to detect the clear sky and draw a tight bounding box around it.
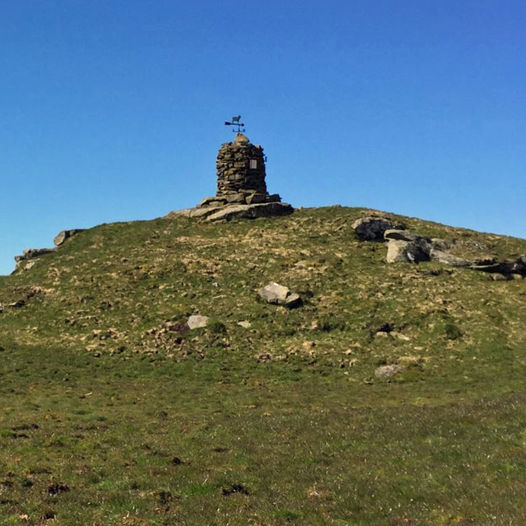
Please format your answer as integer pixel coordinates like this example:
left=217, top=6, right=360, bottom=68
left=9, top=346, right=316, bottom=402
left=1, top=1, right=525, bottom=275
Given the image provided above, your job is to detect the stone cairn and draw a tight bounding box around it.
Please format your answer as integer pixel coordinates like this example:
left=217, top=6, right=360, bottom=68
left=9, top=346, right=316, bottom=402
left=216, top=133, right=271, bottom=202
left=168, top=133, right=293, bottom=222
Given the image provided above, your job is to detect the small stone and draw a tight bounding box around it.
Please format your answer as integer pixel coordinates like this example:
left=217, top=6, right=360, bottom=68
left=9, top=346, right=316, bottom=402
left=391, top=331, right=411, bottom=341
left=489, top=274, right=508, bottom=281
left=187, top=315, right=210, bottom=330
left=374, top=364, right=404, bottom=378
left=397, top=355, right=423, bottom=366
left=8, top=300, right=25, bottom=309
left=238, top=320, right=251, bottom=328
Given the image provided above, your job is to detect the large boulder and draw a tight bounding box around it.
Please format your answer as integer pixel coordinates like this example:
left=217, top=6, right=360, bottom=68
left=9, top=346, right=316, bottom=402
left=258, top=283, right=302, bottom=308
left=429, top=249, right=469, bottom=267
left=352, top=217, right=404, bottom=241
left=53, top=229, right=85, bottom=247
left=386, top=239, right=431, bottom=263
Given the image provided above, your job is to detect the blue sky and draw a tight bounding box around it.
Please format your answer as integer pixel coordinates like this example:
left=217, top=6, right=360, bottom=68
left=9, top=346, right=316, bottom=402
left=1, top=1, right=525, bottom=274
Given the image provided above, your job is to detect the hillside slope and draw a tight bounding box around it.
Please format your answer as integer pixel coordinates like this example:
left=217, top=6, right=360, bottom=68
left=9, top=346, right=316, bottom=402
left=0, top=207, right=525, bottom=525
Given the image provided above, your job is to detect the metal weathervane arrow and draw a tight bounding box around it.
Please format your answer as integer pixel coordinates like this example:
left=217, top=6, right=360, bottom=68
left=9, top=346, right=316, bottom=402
left=224, top=115, right=246, bottom=133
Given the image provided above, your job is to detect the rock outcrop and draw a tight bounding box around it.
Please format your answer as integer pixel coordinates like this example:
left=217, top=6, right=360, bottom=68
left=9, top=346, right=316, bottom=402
left=470, top=256, right=526, bottom=278
left=353, top=216, right=475, bottom=267
left=13, top=248, right=55, bottom=273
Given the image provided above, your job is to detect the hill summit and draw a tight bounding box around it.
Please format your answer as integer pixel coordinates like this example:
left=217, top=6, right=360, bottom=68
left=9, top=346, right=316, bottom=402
left=2, top=206, right=524, bottom=363
left=0, top=206, right=525, bottom=524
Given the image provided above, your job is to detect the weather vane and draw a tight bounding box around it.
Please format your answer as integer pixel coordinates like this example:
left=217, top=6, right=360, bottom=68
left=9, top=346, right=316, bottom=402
left=224, top=115, right=246, bottom=133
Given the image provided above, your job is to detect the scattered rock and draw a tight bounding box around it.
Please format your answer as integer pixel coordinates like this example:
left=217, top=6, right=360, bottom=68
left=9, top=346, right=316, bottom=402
left=258, top=282, right=302, bottom=308
left=238, top=320, right=252, bottom=328
left=255, top=352, right=272, bottom=362
left=352, top=216, right=404, bottom=241
left=374, top=364, right=404, bottom=378
left=397, top=355, right=423, bottom=366
left=391, top=331, right=411, bottom=341
left=157, top=490, right=172, bottom=505
left=48, top=482, right=70, bottom=495
left=187, top=315, right=210, bottom=330
left=222, top=483, right=249, bottom=496
left=375, top=322, right=394, bottom=333
left=53, top=229, right=85, bottom=247
left=8, top=300, right=26, bottom=309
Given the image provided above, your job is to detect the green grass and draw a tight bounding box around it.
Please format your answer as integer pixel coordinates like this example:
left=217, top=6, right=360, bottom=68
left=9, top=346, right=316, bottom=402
left=0, top=207, right=525, bottom=524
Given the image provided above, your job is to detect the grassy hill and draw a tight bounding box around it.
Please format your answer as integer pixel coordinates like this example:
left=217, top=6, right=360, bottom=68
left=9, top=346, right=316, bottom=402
left=0, top=206, right=525, bottom=525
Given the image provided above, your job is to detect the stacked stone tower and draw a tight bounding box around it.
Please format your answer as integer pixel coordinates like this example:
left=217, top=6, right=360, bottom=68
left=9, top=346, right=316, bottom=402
left=216, top=133, right=268, bottom=200
left=169, top=131, right=293, bottom=221
left=213, top=133, right=282, bottom=205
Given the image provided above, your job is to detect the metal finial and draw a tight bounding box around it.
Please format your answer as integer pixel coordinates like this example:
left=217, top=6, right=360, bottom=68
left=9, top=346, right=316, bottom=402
left=224, top=115, right=246, bottom=133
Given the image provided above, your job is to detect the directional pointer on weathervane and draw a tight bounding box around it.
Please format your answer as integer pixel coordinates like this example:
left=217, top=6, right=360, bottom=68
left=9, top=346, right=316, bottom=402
left=224, top=115, right=246, bottom=133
